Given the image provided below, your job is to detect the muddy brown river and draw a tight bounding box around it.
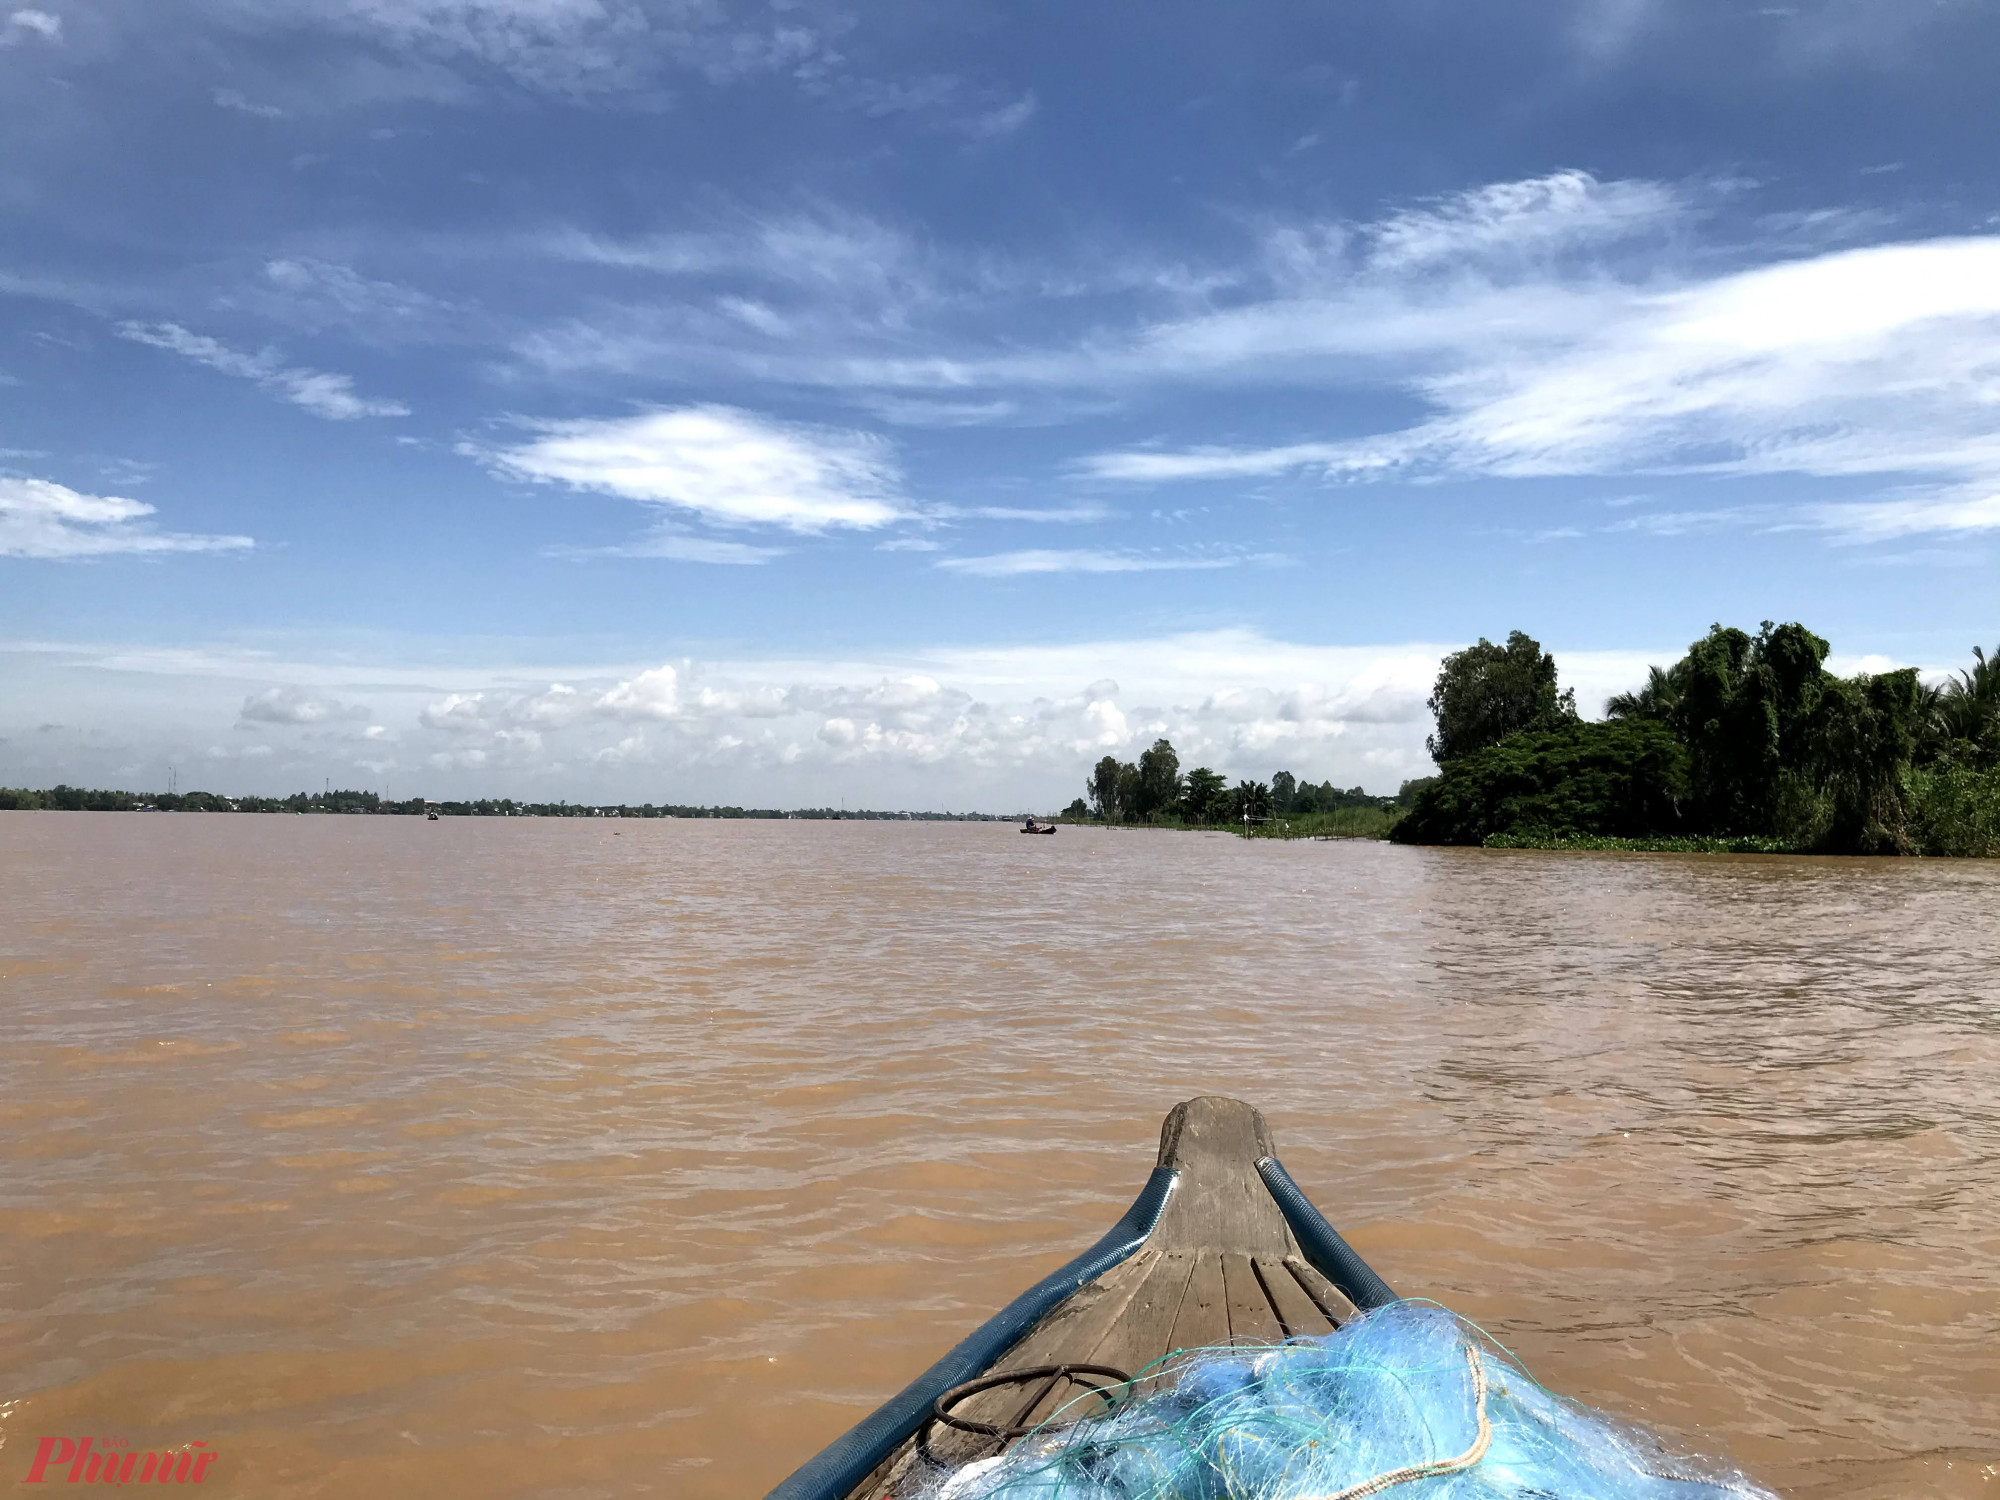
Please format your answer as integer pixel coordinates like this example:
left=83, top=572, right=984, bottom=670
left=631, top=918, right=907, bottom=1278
left=2, top=815, right=1996, bottom=1496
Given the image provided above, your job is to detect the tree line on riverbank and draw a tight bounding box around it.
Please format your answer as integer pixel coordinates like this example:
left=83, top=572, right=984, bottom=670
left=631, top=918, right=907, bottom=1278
left=1392, top=626, right=2000, bottom=855
left=0, top=786, right=1011, bottom=820
left=1067, top=741, right=1420, bottom=836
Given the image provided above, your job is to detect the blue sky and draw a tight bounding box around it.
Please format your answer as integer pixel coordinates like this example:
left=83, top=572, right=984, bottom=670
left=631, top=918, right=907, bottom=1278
left=3, top=0, right=1997, bottom=806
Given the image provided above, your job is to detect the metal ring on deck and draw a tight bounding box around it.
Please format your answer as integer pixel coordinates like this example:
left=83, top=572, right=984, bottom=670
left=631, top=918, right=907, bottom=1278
left=916, top=1362, right=1133, bottom=1463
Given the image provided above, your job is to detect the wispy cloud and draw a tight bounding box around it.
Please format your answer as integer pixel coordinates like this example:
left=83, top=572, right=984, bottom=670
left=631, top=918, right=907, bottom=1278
left=237, top=259, right=462, bottom=344
left=117, top=322, right=409, bottom=420
left=555, top=526, right=787, bottom=565
left=938, top=503, right=1114, bottom=524
left=238, top=686, right=369, bottom=725
left=1, top=8, right=60, bottom=45
left=937, top=548, right=1249, bottom=576
left=227, top=0, right=827, bottom=99
left=478, top=404, right=911, bottom=534
left=0, top=476, right=253, bottom=559
left=1360, top=169, right=1683, bottom=270
left=213, top=87, right=284, bottom=118
left=963, top=92, right=1037, bottom=139
left=1082, top=224, right=2000, bottom=540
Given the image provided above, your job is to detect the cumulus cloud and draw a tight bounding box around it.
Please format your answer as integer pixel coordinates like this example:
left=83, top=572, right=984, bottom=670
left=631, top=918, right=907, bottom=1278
left=238, top=686, right=370, bottom=725
left=479, top=404, right=912, bottom=533
left=0, top=476, right=254, bottom=559
left=375, top=630, right=1457, bottom=788
left=117, top=322, right=409, bottom=420
left=11, top=629, right=1749, bottom=802
left=598, top=664, right=680, bottom=719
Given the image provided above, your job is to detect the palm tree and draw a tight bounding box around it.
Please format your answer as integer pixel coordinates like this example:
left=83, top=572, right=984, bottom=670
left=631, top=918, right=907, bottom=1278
left=1936, top=644, right=2000, bottom=756
left=1605, top=664, right=1681, bottom=721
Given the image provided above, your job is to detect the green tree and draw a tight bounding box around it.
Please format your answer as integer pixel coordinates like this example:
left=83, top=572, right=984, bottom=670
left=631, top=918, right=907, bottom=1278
left=1270, top=771, right=1297, bottom=815
left=1396, top=777, right=1438, bottom=806
left=1136, top=739, right=1182, bottom=819
left=1810, top=669, right=1924, bottom=853
left=1229, top=780, right=1272, bottom=822
left=1115, top=761, right=1144, bottom=821
left=1391, top=720, right=1691, bottom=846
left=1180, top=767, right=1227, bottom=823
left=1426, top=631, right=1577, bottom=764
left=1087, top=756, right=1124, bottom=820
left=1669, top=621, right=1830, bottom=834
left=1934, top=643, right=2000, bottom=766
left=1604, top=664, right=1684, bottom=722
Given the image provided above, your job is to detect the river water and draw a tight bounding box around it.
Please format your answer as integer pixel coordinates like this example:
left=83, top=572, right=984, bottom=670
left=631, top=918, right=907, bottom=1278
left=2, top=815, right=1996, bottom=1497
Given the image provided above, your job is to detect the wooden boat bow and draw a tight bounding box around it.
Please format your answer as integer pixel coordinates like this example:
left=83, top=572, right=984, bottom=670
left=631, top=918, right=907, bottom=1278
left=765, top=1097, right=1396, bottom=1500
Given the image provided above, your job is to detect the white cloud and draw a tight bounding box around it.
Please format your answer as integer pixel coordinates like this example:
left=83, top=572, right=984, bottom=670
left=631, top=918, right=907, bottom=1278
left=243, top=259, right=460, bottom=342
left=238, top=686, right=370, bottom=725
left=941, top=504, right=1114, bottom=524
left=117, top=322, right=409, bottom=420
left=0, top=476, right=254, bottom=559
left=1360, top=170, right=1683, bottom=272
left=562, top=527, right=785, bottom=564
left=1811, top=488, right=2000, bottom=541
left=213, top=88, right=285, bottom=117
left=25, top=627, right=1922, bottom=804
left=501, top=172, right=2000, bottom=545
left=1083, top=227, right=2000, bottom=541
left=1, top=9, right=60, bottom=44
left=219, top=0, right=825, bottom=97
left=480, top=404, right=911, bottom=532
left=354, top=629, right=1463, bottom=791
left=597, top=664, right=679, bottom=719
left=937, top=549, right=1246, bottom=576
left=419, top=691, right=492, bottom=733
left=964, top=92, right=1037, bottom=139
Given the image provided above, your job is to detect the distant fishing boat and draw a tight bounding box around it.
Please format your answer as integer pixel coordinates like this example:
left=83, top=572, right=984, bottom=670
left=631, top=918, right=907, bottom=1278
left=766, top=1097, right=1391, bottom=1500
left=1020, top=818, right=1057, bottom=834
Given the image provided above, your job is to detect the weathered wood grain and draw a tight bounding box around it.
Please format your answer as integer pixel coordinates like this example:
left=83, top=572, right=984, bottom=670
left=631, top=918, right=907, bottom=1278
left=1222, top=1252, right=1286, bottom=1346
left=1165, top=1251, right=1229, bottom=1354
left=1087, top=1251, right=1196, bottom=1396
left=1283, top=1256, right=1359, bottom=1327
left=1254, top=1255, right=1332, bottom=1339
left=845, top=1098, right=1372, bottom=1500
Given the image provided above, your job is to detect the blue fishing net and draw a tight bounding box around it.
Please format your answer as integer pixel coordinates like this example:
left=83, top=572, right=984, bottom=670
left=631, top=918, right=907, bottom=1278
left=916, top=1302, right=1775, bottom=1500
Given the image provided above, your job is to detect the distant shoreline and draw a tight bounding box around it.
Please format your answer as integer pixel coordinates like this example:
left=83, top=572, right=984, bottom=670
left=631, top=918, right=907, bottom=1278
left=0, top=786, right=1021, bottom=821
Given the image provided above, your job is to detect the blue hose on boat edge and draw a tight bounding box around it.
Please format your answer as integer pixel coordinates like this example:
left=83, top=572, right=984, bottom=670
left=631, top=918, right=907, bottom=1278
left=1256, top=1156, right=1398, bottom=1312
left=763, top=1166, right=1180, bottom=1500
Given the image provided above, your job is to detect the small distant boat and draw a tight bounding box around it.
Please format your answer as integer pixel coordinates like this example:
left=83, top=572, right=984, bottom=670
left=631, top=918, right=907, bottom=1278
left=766, top=1097, right=1394, bottom=1500
left=1021, top=824, right=1056, bottom=835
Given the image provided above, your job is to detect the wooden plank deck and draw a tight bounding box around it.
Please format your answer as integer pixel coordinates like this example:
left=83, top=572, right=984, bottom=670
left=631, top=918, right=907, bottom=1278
left=852, top=1098, right=1351, bottom=1499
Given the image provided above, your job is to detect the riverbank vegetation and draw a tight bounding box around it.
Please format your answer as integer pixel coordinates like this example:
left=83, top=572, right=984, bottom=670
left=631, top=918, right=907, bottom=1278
left=1069, top=741, right=1416, bottom=837
left=1393, top=627, right=2000, bottom=856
